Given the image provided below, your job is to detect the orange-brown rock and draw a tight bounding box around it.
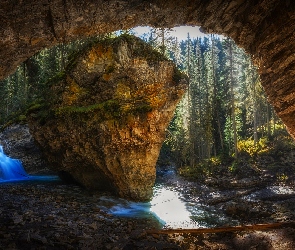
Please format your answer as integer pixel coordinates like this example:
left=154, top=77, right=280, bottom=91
left=1, top=1, right=295, bottom=140
left=2, top=0, right=295, bottom=194
left=27, top=35, right=187, bottom=201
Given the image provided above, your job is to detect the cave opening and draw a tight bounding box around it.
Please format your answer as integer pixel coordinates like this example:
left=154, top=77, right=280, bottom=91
left=1, top=1, right=295, bottom=247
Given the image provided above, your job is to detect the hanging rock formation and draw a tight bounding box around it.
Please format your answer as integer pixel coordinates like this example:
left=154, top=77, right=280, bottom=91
left=1, top=1, right=295, bottom=194
left=1, top=1, right=295, bottom=140
left=27, top=35, right=187, bottom=201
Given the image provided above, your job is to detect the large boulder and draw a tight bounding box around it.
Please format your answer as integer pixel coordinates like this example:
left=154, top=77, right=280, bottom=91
left=2, top=1, right=295, bottom=142
left=28, top=35, right=187, bottom=201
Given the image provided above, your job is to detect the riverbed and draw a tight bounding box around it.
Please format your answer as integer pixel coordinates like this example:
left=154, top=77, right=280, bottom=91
left=0, top=169, right=295, bottom=249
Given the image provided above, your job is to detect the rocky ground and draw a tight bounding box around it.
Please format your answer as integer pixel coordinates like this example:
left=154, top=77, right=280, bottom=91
left=1, top=124, right=295, bottom=249
left=0, top=171, right=295, bottom=249
left=157, top=165, right=295, bottom=249
left=0, top=180, right=176, bottom=250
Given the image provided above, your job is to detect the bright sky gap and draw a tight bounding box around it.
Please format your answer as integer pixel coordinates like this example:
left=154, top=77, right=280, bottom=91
left=131, top=25, right=223, bottom=41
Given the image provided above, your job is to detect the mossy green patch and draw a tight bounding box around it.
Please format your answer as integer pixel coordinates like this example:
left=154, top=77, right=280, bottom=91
left=132, top=103, right=152, bottom=114
left=46, top=71, right=66, bottom=86
left=54, top=98, right=153, bottom=124
left=24, top=100, right=54, bottom=126
left=26, top=102, right=46, bottom=114
left=54, top=99, right=121, bottom=121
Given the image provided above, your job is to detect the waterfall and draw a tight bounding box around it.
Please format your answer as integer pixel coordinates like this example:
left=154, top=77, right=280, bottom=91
left=0, top=145, right=28, bottom=181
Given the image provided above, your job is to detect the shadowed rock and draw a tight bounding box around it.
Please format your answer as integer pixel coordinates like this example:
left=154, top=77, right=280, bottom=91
left=2, top=1, right=295, bottom=140
left=27, top=35, right=187, bottom=201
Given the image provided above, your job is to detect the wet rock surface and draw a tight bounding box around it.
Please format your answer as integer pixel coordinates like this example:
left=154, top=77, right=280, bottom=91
left=0, top=124, right=51, bottom=174
left=158, top=167, right=295, bottom=225
left=0, top=181, right=176, bottom=250
left=0, top=173, right=295, bottom=249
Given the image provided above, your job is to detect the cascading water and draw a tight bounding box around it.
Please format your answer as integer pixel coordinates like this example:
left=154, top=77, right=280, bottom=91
left=0, top=145, right=28, bottom=182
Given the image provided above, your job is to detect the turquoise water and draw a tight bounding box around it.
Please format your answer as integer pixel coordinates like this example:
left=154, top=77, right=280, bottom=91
left=0, top=149, right=234, bottom=229
left=102, top=182, right=236, bottom=229
left=0, top=145, right=29, bottom=181
left=0, top=145, right=60, bottom=184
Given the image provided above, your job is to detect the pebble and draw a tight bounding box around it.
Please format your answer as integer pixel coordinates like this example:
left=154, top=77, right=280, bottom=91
left=0, top=182, right=173, bottom=249
left=0, top=176, right=294, bottom=249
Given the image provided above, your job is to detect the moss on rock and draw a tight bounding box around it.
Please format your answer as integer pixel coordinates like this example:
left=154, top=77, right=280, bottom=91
left=27, top=34, right=187, bottom=201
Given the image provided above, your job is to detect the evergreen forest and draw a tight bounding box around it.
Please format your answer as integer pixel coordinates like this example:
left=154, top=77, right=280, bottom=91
left=0, top=28, right=292, bottom=176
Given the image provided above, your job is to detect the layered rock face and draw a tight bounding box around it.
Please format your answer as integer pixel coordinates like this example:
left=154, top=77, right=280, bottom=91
left=2, top=1, right=295, bottom=196
left=1, top=1, right=295, bottom=140
left=27, top=35, right=186, bottom=201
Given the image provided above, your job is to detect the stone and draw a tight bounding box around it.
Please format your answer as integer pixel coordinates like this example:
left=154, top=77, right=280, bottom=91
left=1, top=1, right=295, bottom=142
left=27, top=35, right=187, bottom=201
left=0, top=124, right=50, bottom=174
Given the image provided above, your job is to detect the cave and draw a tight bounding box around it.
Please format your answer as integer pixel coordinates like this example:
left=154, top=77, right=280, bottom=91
left=1, top=1, right=295, bottom=138
left=1, top=1, right=295, bottom=198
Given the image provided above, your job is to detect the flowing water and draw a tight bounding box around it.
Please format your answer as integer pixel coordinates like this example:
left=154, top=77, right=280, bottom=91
left=0, top=145, right=28, bottom=181
left=0, top=145, right=60, bottom=183
left=0, top=148, right=237, bottom=229
left=96, top=169, right=238, bottom=229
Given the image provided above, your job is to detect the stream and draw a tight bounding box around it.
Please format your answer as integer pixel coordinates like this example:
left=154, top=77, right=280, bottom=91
left=95, top=168, right=239, bottom=229
left=0, top=167, right=238, bottom=229
left=0, top=145, right=236, bottom=229
left=1, top=146, right=295, bottom=248
left=1, top=145, right=294, bottom=230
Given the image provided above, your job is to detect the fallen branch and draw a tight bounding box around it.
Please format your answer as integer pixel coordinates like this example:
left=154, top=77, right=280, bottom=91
left=147, top=221, right=295, bottom=235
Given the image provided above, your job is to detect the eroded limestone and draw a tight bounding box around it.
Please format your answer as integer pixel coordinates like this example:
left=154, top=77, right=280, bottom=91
left=27, top=35, right=187, bottom=201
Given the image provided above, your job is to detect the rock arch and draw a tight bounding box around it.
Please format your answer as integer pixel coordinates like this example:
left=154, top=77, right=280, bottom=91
left=1, top=1, right=295, bottom=198
left=1, top=1, right=295, bottom=137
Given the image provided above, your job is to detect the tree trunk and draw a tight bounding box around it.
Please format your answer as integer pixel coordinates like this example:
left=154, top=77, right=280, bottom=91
left=253, top=71, right=258, bottom=145
left=267, top=102, right=271, bottom=138
left=211, top=35, right=224, bottom=154
left=229, top=40, right=238, bottom=158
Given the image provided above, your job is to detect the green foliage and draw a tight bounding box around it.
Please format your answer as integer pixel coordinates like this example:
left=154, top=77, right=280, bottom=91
left=276, top=173, right=288, bottom=182
left=236, top=126, right=295, bottom=159
left=178, top=156, right=224, bottom=180
left=53, top=98, right=152, bottom=123
left=54, top=99, right=121, bottom=117
left=177, top=124, right=295, bottom=181
left=26, top=101, right=46, bottom=113
left=237, top=137, right=269, bottom=157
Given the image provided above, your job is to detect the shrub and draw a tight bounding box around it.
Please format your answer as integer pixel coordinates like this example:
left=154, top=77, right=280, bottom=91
left=237, top=137, right=269, bottom=157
